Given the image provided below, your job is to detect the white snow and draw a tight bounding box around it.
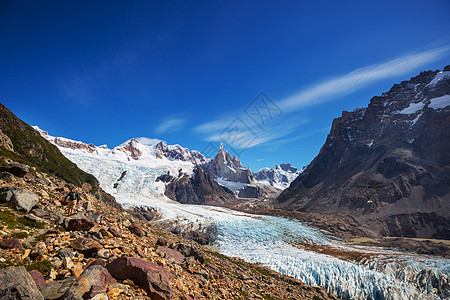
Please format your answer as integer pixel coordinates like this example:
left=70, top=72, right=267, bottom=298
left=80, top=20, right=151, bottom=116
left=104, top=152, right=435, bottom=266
left=367, top=140, right=374, bottom=147
left=215, top=177, right=247, bottom=193
left=427, top=71, right=450, bottom=86
left=429, top=94, right=450, bottom=110
left=398, top=101, right=425, bottom=114
left=408, top=112, right=423, bottom=127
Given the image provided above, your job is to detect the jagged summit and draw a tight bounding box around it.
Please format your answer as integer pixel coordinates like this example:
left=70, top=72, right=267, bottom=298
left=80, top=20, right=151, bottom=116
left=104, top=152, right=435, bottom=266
left=35, top=128, right=207, bottom=165
left=254, top=163, right=302, bottom=189
left=155, top=140, right=207, bottom=165
left=277, top=66, right=450, bottom=239
left=207, top=143, right=252, bottom=184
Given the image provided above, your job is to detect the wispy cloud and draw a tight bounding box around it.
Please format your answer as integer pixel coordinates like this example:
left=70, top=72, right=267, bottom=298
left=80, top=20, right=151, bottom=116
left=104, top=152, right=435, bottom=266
left=155, top=117, right=186, bottom=135
left=194, top=46, right=449, bottom=150
left=278, top=46, right=449, bottom=111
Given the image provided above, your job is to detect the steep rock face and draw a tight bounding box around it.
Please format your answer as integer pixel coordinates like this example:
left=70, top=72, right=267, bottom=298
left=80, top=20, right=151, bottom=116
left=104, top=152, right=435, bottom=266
left=114, top=138, right=142, bottom=160
left=254, top=163, right=302, bottom=189
left=165, top=167, right=236, bottom=206
left=277, top=67, right=450, bottom=239
left=0, top=129, right=13, bottom=152
left=155, top=141, right=207, bottom=165
left=207, top=144, right=253, bottom=184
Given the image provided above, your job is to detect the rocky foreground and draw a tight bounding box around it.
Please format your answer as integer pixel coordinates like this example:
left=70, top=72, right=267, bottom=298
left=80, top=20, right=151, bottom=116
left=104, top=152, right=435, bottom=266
left=0, top=162, right=334, bottom=300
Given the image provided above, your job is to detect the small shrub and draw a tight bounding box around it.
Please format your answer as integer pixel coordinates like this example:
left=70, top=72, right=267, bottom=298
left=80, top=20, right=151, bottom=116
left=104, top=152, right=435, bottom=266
left=17, top=216, right=45, bottom=229
left=0, top=210, right=24, bottom=229
left=10, top=231, right=29, bottom=239
left=26, top=259, right=52, bottom=277
left=29, top=234, right=46, bottom=248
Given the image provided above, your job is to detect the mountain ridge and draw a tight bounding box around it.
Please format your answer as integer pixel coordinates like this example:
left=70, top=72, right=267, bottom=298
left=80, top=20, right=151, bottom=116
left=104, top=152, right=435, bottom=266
left=276, top=66, right=450, bottom=239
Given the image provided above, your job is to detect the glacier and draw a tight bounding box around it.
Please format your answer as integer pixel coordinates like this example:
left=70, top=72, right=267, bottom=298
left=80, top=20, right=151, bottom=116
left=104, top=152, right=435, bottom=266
left=38, top=132, right=450, bottom=300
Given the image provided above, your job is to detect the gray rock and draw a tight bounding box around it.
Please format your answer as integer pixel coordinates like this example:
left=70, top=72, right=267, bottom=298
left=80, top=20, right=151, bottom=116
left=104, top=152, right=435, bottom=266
left=40, top=277, right=77, bottom=300
left=62, top=265, right=117, bottom=300
left=35, top=176, right=51, bottom=186
left=25, top=214, right=46, bottom=224
left=237, top=184, right=263, bottom=198
left=0, top=266, right=44, bottom=299
left=58, top=248, right=75, bottom=259
left=0, top=187, right=38, bottom=213
left=169, top=242, right=205, bottom=263
left=50, top=256, right=62, bottom=269
left=31, top=208, right=63, bottom=220
left=30, top=241, right=48, bottom=259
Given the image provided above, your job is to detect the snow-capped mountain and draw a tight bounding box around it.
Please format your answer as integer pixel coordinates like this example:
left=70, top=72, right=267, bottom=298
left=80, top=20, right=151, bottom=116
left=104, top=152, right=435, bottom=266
left=277, top=66, right=450, bottom=239
left=35, top=127, right=207, bottom=165
left=254, top=163, right=303, bottom=189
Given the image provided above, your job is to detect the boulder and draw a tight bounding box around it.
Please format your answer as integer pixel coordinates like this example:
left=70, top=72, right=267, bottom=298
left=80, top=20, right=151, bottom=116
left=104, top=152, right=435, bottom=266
left=169, top=242, right=205, bottom=263
left=71, top=237, right=103, bottom=257
left=58, top=248, right=75, bottom=259
left=62, top=257, right=75, bottom=269
left=156, top=238, right=168, bottom=247
left=0, top=238, right=24, bottom=252
left=66, top=218, right=95, bottom=231
left=108, top=227, right=122, bottom=237
left=107, top=256, right=173, bottom=299
left=158, top=246, right=184, bottom=264
left=0, top=266, right=44, bottom=299
left=40, top=277, right=77, bottom=300
left=83, top=258, right=107, bottom=270
left=129, top=223, right=144, bottom=237
left=29, top=269, right=46, bottom=288
left=35, top=176, right=51, bottom=186
left=0, top=163, right=29, bottom=177
left=30, top=241, right=48, bottom=258
left=107, top=226, right=121, bottom=238
left=23, top=173, right=35, bottom=182
left=62, top=265, right=117, bottom=300
left=31, top=207, right=62, bottom=221
left=0, top=187, right=38, bottom=213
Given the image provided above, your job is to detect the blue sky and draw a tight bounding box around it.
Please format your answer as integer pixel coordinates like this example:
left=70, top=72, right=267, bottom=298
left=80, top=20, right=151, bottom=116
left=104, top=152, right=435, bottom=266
left=1, top=1, right=449, bottom=171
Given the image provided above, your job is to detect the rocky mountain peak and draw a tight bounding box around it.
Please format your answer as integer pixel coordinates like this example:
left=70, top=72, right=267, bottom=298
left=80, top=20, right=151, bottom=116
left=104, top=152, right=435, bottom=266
left=115, top=138, right=143, bottom=160
left=208, top=144, right=253, bottom=184
left=155, top=140, right=207, bottom=164
left=254, top=163, right=301, bottom=189
left=33, top=126, right=98, bottom=154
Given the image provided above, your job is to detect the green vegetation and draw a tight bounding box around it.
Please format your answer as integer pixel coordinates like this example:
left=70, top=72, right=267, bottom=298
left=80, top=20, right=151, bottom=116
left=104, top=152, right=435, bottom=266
left=26, top=259, right=52, bottom=276
left=0, top=209, right=21, bottom=229
left=0, top=257, right=52, bottom=277
left=254, top=265, right=275, bottom=278
left=0, top=104, right=98, bottom=190
left=0, top=209, right=45, bottom=229
left=10, top=231, right=29, bottom=239
left=29, top=234, right=47, bottom=248
left=17, top=216, right=45, bottom=229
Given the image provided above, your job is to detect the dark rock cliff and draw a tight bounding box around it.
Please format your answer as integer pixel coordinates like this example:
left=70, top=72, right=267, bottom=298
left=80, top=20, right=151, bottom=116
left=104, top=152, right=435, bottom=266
left=277, top=67, right=450, bottom=239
